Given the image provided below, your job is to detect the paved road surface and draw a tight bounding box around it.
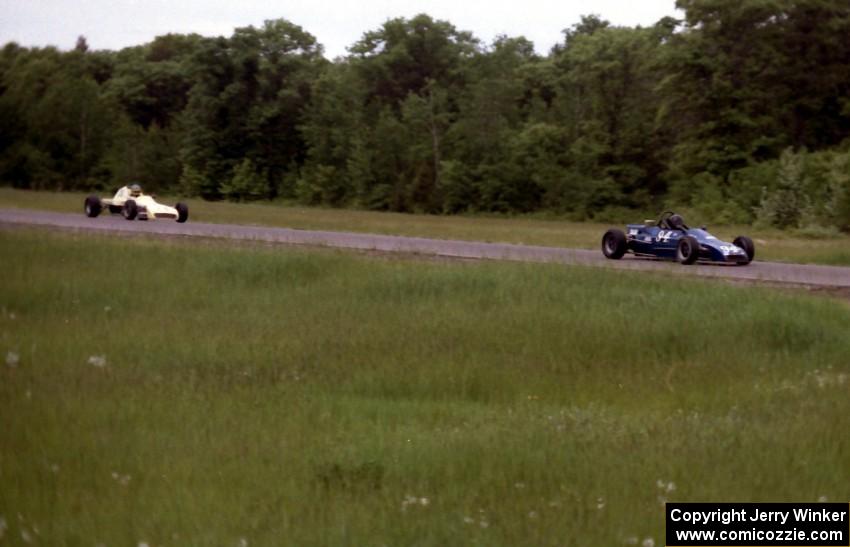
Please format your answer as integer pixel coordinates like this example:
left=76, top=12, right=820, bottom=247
left=2, top=208, right=849, bottom=288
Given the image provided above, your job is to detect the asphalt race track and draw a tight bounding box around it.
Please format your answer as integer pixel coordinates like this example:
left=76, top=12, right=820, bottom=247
left=2, top=207, right=849, bottom=288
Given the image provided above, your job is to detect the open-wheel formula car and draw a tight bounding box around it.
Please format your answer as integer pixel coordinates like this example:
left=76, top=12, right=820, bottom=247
left=84, top=184, right=188, bottom=223
left=602, top=211, right=754, bottom=265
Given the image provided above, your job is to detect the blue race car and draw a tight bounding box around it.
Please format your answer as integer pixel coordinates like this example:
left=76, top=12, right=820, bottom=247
left=601, top=211, right=755, bottom=265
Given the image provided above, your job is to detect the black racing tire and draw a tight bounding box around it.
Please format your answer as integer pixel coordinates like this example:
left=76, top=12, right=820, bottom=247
left=175, top=202, right=189, bottom=223
left=733, top=236, right=755, bottom=264
left=601, top=229, right=628, bottom=259
left=84, top=195, right=102, bottom=218
left=122, top=199, right=138, bottom=221
left=676, top=236, right=699, bottom=265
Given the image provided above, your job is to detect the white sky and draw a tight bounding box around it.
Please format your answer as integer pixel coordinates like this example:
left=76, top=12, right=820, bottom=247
left=0, top=0, right=681, bottom=59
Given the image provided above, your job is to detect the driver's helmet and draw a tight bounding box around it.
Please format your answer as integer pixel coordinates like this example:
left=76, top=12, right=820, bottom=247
left=129, top=184, right=142, bottom=198
left=668, top=213, right=685, bottom=230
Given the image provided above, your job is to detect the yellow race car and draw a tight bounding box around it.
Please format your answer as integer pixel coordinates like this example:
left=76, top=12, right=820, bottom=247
left=84, top=184, right=188, bottom=223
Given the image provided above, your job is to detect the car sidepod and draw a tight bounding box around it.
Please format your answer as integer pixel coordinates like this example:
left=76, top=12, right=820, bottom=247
left=625, top=224, right=681, bottom=259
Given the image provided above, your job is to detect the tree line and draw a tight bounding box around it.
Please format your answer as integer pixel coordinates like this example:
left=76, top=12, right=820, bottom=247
left=1, top=0, right=849, bottom=231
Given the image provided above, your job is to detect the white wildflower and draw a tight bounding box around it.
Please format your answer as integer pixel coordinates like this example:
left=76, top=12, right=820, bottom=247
left=479, top=520, right=489, bottom=529
left=528, top=511, right=538, bottom=519
left=818, top=495, right=828, bottom=502
left=597, top=497, right=605, bottom=510
left=656, top=480, right=676, bottom=493
left=401, top=494, right=429, bottom=510
left=514, top=482, right=526, bottom=489
left=624, top=536, right=639, bottom=545
left=104, top=306, right=112, bottom=312
left=0, top=516, right=7, bottom=539
left=463, top=516, right=474, bottom=524
left=9, top=313, right=15, bottom=320
left=112, top=471, right=131, bottom=486
left=21, top=529, right=33, bottom=543
left=642, top=538, right=655, bottom=547
left=237, top=538, right=249, bottom=547
left=139, top=542, right=150, bottom=547
left=6, top=351, right=19, bottom=368
left=401, top=495, right=416, bottom=511
left=88, top=355, right=107, bottom=368
left=50, top=464, right=59, bottom=473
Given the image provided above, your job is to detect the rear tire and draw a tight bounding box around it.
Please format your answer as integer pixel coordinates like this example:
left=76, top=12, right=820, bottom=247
left=84, top=195, right=101, bottom=218
left=175, top=202, right=189, bottom=223
left=601, top=229, right=627, bottom=259
left=122, top=199, right=138, bottom=220
left=676, top=236, right=699, bottom=265
left=733, top=236, right=755, bottom=264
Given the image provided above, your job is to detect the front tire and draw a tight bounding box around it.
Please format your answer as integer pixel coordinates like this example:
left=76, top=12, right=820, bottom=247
left=175, top=202, right=189, bottom=223
left=122, top=199, right=138, bottom=221
left=602, top=229, right=627, bottom=259
left=733, top=236, right=755, bottom=264
left=84, top=195, right=102, bottom=218
left=676, top=236, right=699, bottom=265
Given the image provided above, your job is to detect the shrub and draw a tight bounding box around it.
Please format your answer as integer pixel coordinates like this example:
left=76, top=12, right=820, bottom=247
left=221, top=159, right=269, bottom=202
left=755, top=148, right=808, bottom=229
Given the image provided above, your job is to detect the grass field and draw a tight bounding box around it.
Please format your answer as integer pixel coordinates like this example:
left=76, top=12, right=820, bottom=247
left=1, top=228, right=848, bottom=545
left=2, top=187, right=850, bottom=266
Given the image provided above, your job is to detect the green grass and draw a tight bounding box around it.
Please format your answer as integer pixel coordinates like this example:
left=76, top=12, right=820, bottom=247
left=3, top=186, right=850, bottom=266
left=1, top=229, right=849, bottom=546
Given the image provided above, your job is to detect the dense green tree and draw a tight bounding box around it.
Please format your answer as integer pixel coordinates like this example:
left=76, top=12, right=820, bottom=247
left=107, top=36, right=198, bottom=129
left=445, top=36, right=537, bottom=211
left=399, top=82, right=452, bottom=212
left=552, top=23, right=666, bottom=207
left=349, top=14, right=478, bottom=110
left=178, top=19, right=324, bottom=199
left=298, top=62, right=365, bottom=200
left=661, top=0, right=850, bottom=179
left=0, top=46, right=116, bottom=188
left=2, top=6, right=850, bottom=230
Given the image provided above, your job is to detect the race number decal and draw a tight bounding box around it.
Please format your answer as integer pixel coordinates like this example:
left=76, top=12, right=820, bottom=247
left=657, top=230, right=679, bottom=242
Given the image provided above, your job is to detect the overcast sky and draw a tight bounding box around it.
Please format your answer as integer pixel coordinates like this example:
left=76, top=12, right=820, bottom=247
left=0, top=0, right=681, bottom=59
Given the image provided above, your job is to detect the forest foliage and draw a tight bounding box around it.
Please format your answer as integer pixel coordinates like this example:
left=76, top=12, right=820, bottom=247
left=1, top=1, right=850, bottom=230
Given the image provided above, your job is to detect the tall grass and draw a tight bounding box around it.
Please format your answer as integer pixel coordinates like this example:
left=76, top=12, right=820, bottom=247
left=2, top=187, right=850, bottom=266
left=1, top=229, right=848, bottom=546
